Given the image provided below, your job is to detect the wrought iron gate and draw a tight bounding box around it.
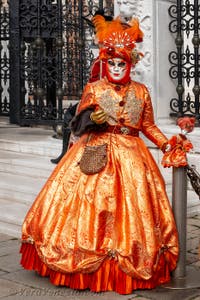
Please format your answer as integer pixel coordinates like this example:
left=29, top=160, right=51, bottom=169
left=169, top=0, right=200, bottom=125
left=0, top=1, right=9, bottom=116
left=7, top=0, right=113, bottom=125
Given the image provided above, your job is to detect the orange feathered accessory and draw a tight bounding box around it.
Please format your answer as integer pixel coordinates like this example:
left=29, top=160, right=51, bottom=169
left=124, top=17, right=143, bottom=43
left=177, top=116, right=195, bottom=133
left=161, top=117, right=195, bottom=168
left=93, top=15, right=143, bottom=44
left=92, top=15, right=143, bottom=63
left=161, top=134, right=193, bottom=168
left=92, top=15, right=123, bottom=44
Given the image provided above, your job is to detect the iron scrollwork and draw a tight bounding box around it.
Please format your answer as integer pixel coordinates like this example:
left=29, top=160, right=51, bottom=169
left=169, top=0, right=200, bottom=198
left=19, top=0, right=58, bottom=38
left=8, top=0, right=113, bottom=125
left=187, top=165, right=200, bottom=199
left=168, top=0, right=200, bottom=124
left=19, top=0, right=114, bottom=125
left=0, top=1, right=9, bottom=115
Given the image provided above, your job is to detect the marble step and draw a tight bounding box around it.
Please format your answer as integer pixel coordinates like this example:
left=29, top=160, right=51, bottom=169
left=0, top=171, right=46, bottom=237
left=0, top=149, right=55, bottom=179
left=0, top=220, right=21, bottom=238
left=0, top=121, right=63, bottom=236
left=0, top=125, right=62, bottom=157
left=0, top=172, right=46, bottom=205
left=0, top=198, right=28, bottom=237
left=0, top=198, right=28, bottom=226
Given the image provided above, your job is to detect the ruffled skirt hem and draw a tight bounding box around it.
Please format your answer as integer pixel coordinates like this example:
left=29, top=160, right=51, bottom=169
left=20, top=243, right=172, bottom=294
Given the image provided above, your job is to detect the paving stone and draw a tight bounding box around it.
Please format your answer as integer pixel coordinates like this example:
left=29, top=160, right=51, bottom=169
left=191, top=260, right=200, bottom=268
left=0, top=278, right=28, bottom=299
left=188, top=248, right=199, bottom=256
left=67, top=292, right=149, bottom=300
left=0, top=270, right=8, bottom=276
left=0, top=252, right=22, bottom=272
left=0, top=287, right=68, bottom=300
left=187, top=224, right=199, bottom=233
left=187, top=218, right=200, bottom=228
left=187, top=230, right=200, bottom=239
left=1, top=269, right=57, bottom=289
left=0, top=293, right=65, bottom=300
left=136, top=287, right=200, bottom=300
left=193, top=216, right=200, bottom=221
left=128, top=295, right=151, bottom=300
left=186, top=252, right=199, bottom=264
left=187, top=237, right=200, bottom=252
left=0, top=239, right=20, bottom=256
left=0, top=233, right=15, bottom=242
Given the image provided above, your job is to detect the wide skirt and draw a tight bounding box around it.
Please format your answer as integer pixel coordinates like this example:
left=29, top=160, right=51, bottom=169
left=20, top=132, right=179, bottom=294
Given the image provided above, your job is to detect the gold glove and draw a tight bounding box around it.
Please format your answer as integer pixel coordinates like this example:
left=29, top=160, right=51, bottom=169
left=90, top=109, right=107, bottom=124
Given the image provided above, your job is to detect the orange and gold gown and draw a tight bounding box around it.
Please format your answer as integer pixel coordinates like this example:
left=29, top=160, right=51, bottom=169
left=20, top=78, right=179, bottom=294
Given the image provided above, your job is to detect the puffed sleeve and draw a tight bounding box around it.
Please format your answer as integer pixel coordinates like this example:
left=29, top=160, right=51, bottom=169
left=70, top=82, right=107, bottom=136
left=141, top=87, right=168, bottom=151
left=77, top=83, right=98, bottom=113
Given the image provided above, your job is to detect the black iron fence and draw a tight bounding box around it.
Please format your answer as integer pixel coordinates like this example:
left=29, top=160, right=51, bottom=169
left=169, top=0, right=200, bottom=124
left=1, top=0, right=113, bottom=125
left=0, top=0, right=9, bottom=116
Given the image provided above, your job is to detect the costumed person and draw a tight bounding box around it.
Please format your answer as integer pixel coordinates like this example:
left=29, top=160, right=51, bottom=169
left=20, top=16, right=179, bottom=295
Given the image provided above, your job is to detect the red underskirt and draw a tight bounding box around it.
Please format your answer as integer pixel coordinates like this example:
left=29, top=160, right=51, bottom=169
left=20, top=243, right=171, bottom=294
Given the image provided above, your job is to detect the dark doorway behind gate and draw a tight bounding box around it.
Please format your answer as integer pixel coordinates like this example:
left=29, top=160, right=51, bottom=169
left=1, top=0, right=113, bottom=125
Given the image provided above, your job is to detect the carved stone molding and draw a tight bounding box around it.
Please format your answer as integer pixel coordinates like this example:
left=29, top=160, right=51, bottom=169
left=115, top=0, right=153, bottom=92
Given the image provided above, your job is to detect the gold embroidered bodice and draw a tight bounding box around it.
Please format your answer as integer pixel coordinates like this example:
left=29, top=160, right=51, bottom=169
left=77, top=78, right=168, bottom=149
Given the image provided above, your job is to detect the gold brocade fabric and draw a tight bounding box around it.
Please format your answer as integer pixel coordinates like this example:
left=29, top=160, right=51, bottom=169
left=22, top=79, right=179, bottom=281
left=78, top=78, right=168, bottom=149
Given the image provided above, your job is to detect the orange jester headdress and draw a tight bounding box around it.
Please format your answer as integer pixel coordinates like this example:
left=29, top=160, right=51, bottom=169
left=92, top=15, right=143, bottom=64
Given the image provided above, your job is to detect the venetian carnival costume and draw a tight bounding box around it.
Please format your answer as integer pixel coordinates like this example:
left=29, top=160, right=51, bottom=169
left=20, top=15, right=179, bottom=295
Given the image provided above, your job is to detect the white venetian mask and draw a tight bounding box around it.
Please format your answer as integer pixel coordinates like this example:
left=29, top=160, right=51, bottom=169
left=106, top=58, right=128, bottom=82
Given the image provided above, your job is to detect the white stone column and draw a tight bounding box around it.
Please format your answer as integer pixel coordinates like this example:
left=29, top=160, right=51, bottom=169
left=115, top=0, right=154, bottom=98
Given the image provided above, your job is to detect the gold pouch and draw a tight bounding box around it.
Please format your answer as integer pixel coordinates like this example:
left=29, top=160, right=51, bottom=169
left=79, top=143, right=107, bottom=175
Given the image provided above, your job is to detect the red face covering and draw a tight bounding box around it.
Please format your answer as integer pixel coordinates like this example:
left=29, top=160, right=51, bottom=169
left=105, top=57, right=131, bottom=85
